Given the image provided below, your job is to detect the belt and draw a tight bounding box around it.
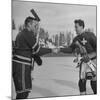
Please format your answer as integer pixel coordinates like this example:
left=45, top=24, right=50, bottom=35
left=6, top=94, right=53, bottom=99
left=12, top=55, right=32, bottom=65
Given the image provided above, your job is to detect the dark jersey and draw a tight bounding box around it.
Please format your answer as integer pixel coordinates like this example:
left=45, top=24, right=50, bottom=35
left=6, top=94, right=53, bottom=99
left=13, top=29, right=52, bottom=58
left=61, top=32, right=96, bottom=54
left=12, top=29, right=52, bottom=94
left=14, top=29, right=36, bottom=58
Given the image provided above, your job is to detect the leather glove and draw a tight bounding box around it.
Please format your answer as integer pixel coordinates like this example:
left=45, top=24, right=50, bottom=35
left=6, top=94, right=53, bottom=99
left=32, top=54, right=42, bottom=66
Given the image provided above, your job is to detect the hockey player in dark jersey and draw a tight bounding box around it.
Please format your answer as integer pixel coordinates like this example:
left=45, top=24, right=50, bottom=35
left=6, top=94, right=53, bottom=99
left=56, top=19, right=97, bottom=95
left=12, top=16, right=52, bottom=99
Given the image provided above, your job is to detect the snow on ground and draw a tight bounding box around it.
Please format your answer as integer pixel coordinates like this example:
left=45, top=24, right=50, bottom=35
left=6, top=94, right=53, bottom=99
left=12, top=57, right=93, bottom=99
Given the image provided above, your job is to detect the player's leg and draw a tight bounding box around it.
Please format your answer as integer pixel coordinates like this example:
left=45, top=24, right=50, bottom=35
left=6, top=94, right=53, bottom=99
left=85, top=58, right=97, bottom=94
left=90, top=59, right=97, bottom=94
left=12, top=62, right=24, bottom=99
left=12, top=62, right=32, bottom=99
left=90, top=80, right=97, bottom=94
left=16, top=91, right=30, bottom=99
left=85, top=71, right=97, bottom=94
left=78, top=79, right=86, bottom=95
left=78, top=62, right=87, bottom=95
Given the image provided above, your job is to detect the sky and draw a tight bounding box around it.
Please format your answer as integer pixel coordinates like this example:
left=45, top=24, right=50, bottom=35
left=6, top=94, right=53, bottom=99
left=12, top=0, right=96, bottom=36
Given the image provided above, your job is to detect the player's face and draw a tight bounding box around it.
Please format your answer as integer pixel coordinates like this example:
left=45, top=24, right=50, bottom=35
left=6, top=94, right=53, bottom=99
left=30, top=20, right=39, bottom=36
left=75, top=23, right=83, bottom=35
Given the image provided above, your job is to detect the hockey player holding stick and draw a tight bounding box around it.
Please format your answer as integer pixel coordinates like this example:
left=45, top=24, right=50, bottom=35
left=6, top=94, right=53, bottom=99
left=12, top=9, right=53, bottom=99
left=56, top=19, right=97, bottom=95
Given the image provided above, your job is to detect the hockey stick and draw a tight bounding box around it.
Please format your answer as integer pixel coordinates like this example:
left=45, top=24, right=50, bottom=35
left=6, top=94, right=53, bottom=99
left=30, top=9, right=40, bottom=21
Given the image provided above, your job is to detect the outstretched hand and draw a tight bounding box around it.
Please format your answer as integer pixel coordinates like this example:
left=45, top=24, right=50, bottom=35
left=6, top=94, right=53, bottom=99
left=52, top=47, right=60, bottom=54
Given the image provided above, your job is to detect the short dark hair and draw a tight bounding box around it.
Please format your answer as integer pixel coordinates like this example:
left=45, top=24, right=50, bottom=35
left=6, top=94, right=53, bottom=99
left=24, top=16, right=38, bottom=27
left=74, top=19, right=85, bottom=28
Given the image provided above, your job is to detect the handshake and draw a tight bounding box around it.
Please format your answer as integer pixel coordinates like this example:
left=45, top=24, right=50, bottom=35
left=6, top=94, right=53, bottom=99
left=51, top=47, right=60, bottom=54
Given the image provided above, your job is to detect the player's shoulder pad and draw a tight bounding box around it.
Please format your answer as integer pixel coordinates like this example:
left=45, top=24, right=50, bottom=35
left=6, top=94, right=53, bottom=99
left=84, top=31, right=95, bottom=35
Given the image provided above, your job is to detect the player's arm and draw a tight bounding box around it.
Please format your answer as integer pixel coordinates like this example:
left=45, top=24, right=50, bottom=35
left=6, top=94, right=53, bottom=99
left=89, top=33, right=96, bottom=52
left=60, top=37, right=77, bottom=53
left=60, top=47, right=73, bottom=53
left=88, top=33, right=97, bottom=58
left=36, top=47, right=52, bottom=56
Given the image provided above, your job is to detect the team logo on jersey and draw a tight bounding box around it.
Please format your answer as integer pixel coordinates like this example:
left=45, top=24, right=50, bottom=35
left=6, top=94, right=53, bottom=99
left=81, top=38, right=87, bottom=45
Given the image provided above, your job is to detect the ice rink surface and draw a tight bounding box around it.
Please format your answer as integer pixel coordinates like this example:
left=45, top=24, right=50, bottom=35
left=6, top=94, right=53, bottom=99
left=12, top=57, right=93, bottom=99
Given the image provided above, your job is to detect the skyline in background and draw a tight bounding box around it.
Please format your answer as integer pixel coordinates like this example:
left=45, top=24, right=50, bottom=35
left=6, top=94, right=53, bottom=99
left=12, top=0, right=96, bottom=36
